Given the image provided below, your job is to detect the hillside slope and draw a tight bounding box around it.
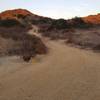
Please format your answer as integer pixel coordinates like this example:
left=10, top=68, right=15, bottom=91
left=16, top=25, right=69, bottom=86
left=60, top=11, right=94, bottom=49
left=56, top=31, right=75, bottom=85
left=0, top=9, right=100, bottom=52
left=83, top=14, right=100, bottom=24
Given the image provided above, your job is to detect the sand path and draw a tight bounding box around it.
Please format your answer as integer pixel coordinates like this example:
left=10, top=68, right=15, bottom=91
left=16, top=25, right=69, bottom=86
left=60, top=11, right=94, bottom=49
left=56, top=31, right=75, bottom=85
left=0, top=40, right=100, bottom=100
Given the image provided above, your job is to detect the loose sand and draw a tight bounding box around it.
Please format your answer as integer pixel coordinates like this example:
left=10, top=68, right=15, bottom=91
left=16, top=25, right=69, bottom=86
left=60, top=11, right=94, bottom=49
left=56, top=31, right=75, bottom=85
left=0, top=40, right=100, bottom=100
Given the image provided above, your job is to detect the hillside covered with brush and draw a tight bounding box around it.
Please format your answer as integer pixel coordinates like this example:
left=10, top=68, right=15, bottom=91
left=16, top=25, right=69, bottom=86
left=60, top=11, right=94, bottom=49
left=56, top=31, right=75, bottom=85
left=0, top=9, right=47, bottom=59
left=0, top=9, right=100, bottom=53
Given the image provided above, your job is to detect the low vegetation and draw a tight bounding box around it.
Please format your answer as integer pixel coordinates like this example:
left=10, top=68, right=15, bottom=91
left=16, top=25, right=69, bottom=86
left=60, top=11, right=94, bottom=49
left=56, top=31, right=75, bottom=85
left=0, top=9, right=100, bottom=54
left=0, top=19, right=23, bottom=27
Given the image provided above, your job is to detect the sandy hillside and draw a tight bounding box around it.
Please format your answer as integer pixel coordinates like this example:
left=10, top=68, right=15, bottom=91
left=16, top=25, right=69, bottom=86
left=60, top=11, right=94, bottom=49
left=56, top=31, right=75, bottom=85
left=0, top=40, right=100, bottom=100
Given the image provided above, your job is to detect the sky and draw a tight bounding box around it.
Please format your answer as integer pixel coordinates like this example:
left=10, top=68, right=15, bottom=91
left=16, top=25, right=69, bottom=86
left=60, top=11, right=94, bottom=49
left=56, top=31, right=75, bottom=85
left=0, top=0, right=100, bottom=19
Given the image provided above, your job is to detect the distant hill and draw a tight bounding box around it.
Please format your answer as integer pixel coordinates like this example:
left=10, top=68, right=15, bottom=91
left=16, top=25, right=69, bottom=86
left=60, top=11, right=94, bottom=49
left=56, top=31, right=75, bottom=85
left=83, top=13, right=100, bottom=24
left=0, top=9, right=53, bottom=29
left=0, top=9, right=100, bottom=28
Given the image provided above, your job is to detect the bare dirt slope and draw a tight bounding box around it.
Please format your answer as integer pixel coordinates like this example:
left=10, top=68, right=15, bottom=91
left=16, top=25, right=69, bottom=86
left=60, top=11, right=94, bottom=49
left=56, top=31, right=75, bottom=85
left=0, top=40, right=100, bottom=100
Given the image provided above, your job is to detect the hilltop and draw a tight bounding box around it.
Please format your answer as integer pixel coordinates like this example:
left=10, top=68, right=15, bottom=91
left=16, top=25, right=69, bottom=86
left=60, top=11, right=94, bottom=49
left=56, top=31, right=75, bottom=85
left=0, top=9, right=32, bottom=19
left=83, top=13, right=100, bottom=24
left=0, top=9, right=100, bottom=29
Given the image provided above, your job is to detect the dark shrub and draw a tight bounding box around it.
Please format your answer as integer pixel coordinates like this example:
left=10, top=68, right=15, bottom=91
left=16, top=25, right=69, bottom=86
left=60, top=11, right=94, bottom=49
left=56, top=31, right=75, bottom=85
left=51, top=19, right=70, bottom=29
left=22, top=55, right=32, bottom=62
left=93, top=44, right=100, bottom=51
left=71, top=17, right=90, bottom=28
left=0, top=19, right=23, bottom=27
left=32, top=18, right=52, bottom=25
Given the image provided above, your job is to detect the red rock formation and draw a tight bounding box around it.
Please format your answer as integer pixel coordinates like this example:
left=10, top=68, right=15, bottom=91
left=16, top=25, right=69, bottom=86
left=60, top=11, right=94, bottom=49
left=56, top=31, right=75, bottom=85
left=83, top=14, right=100, bottom=24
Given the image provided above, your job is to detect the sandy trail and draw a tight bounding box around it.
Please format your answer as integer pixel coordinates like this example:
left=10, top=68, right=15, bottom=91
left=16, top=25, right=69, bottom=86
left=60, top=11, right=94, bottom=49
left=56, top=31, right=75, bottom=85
left=0, top=40, right=100, bottom=100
